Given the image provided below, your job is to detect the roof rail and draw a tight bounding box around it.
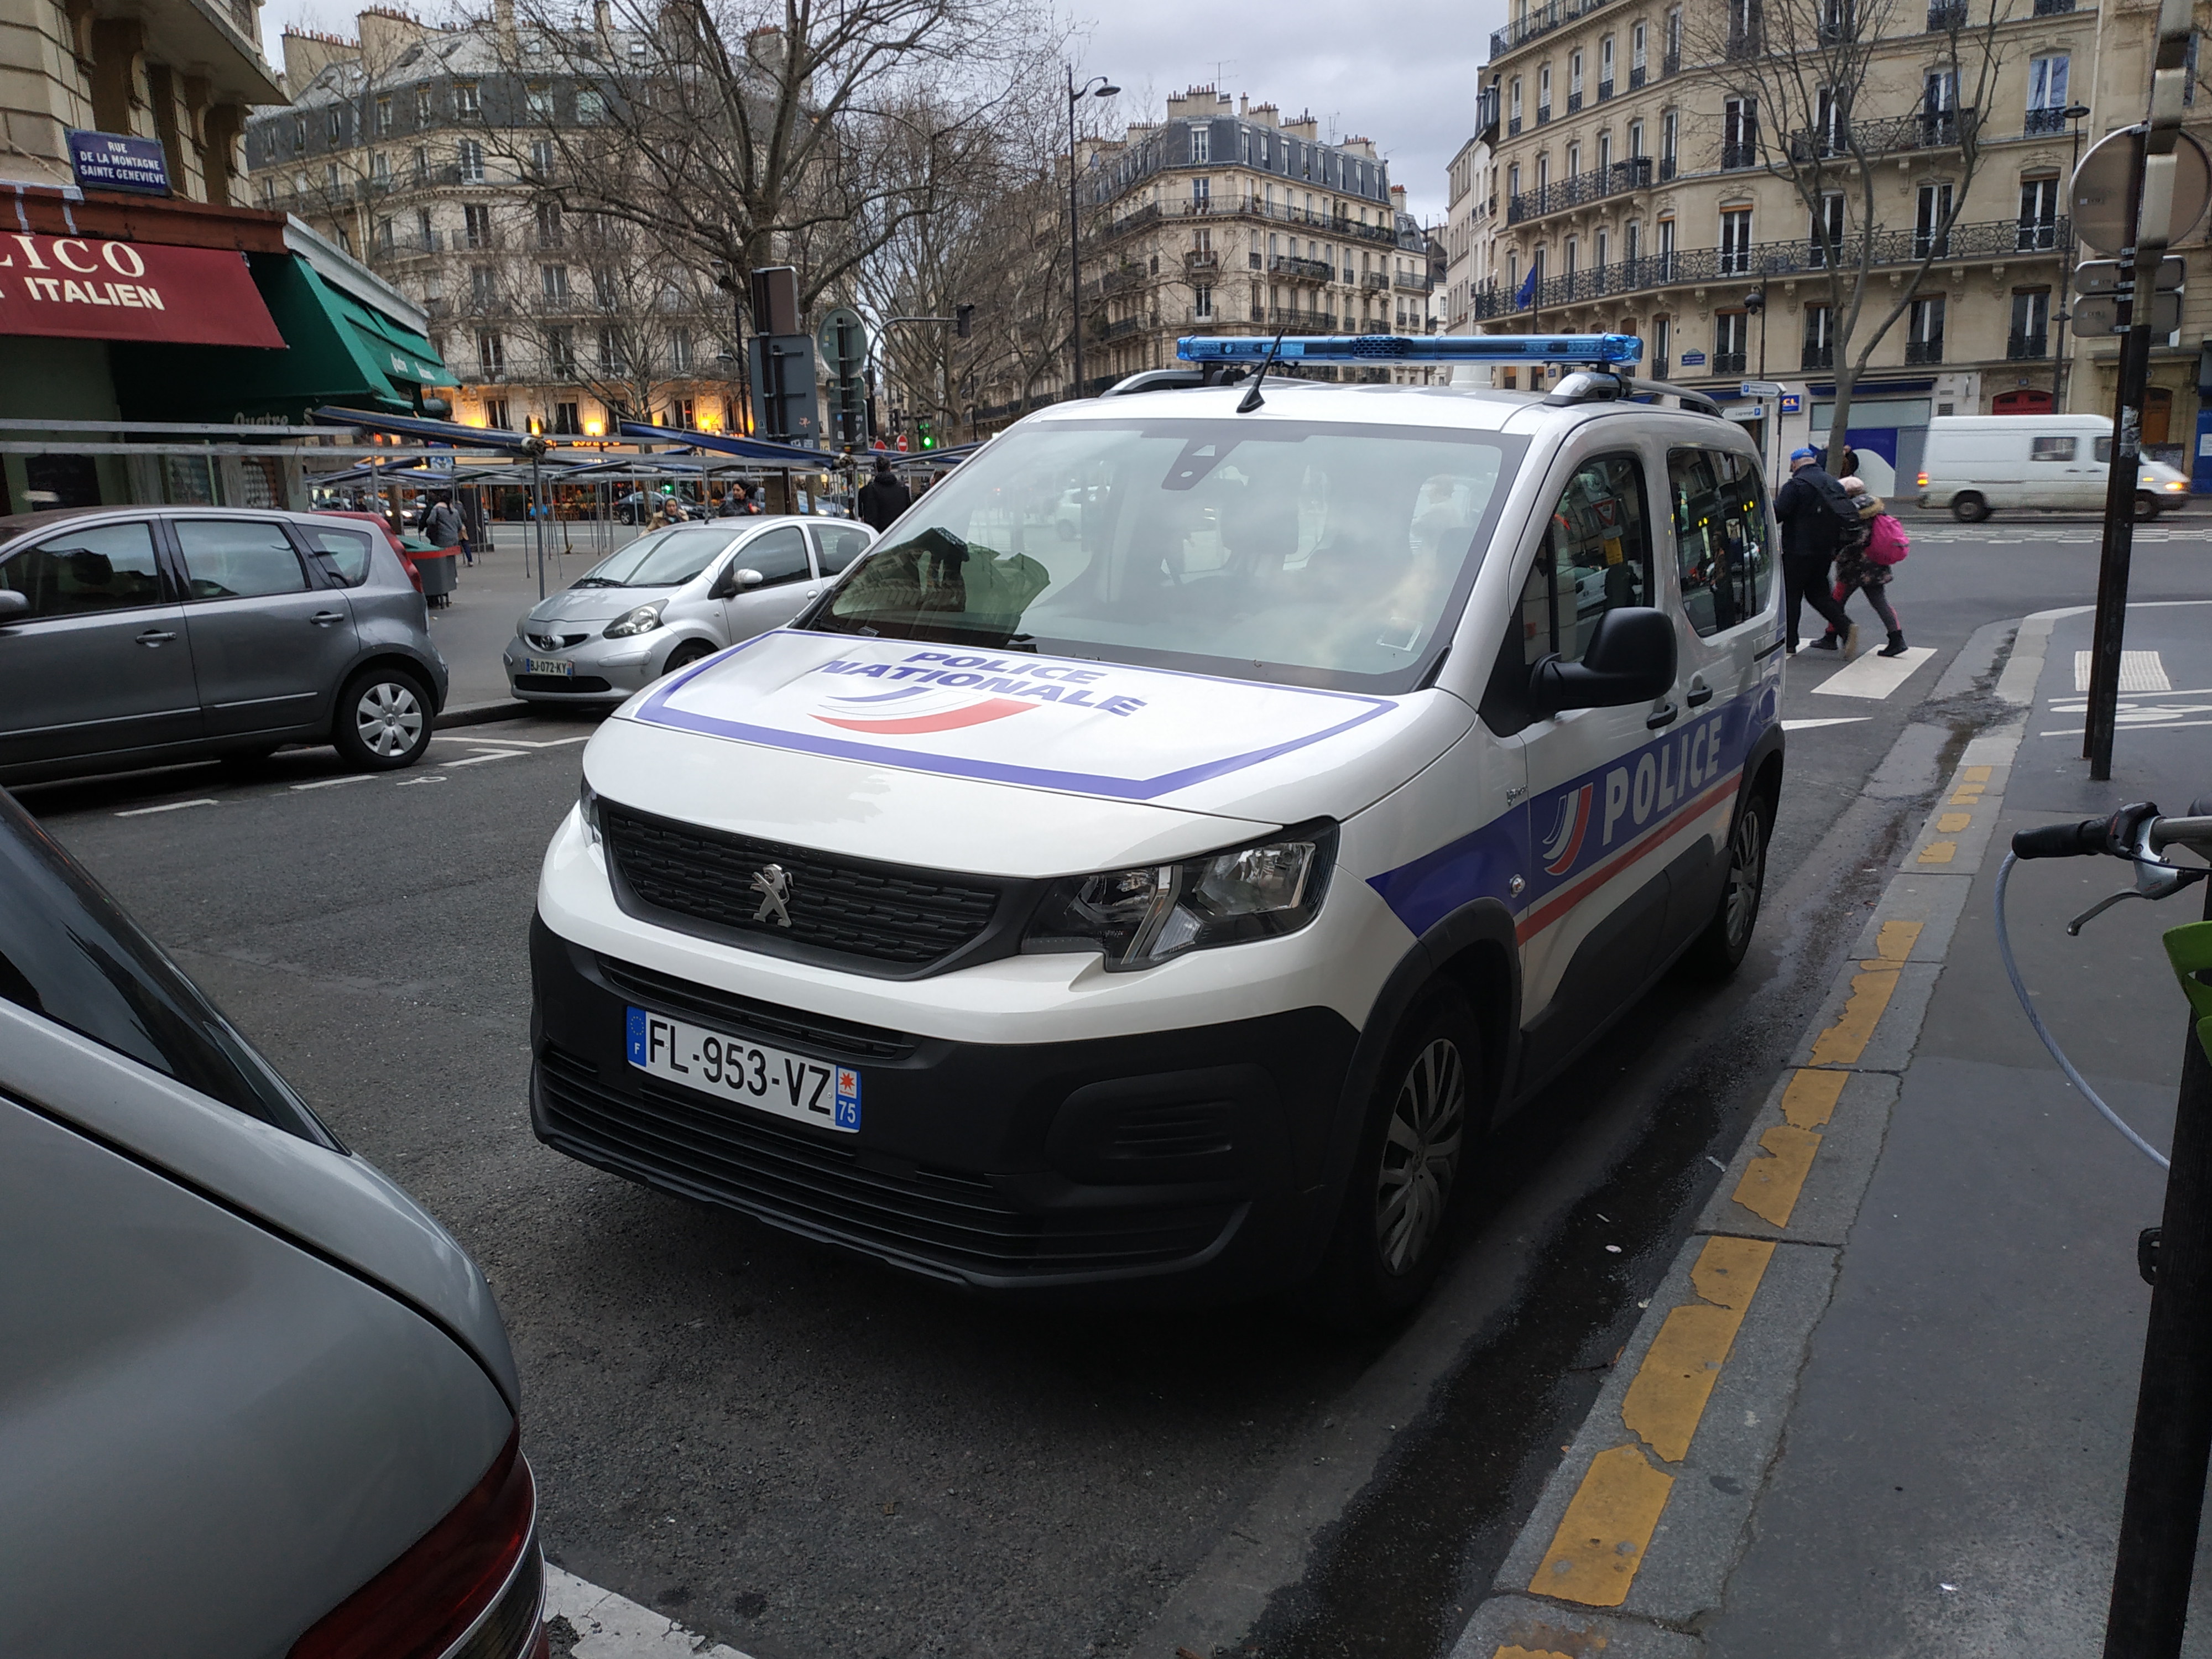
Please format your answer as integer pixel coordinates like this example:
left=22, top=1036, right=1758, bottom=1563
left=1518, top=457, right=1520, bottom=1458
left=1541, top=368, right=1725, bottom=420
left=1099, top=365, right=1251, bottom=398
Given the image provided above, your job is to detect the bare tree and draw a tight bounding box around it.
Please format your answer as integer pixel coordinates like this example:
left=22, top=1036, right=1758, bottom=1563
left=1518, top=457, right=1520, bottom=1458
left=1685, top=0, right=2017, bottom=462
left=494, top=0, right=1065, bottom=343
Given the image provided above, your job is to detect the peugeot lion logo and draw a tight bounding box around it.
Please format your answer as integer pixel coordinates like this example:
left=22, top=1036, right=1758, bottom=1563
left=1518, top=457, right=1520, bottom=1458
left=750, top=863, right=792, bottom=927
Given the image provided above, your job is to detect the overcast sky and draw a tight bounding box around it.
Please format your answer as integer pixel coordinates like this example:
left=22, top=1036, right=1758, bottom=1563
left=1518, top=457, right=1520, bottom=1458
left=257, top=0, right=1496, bottom=221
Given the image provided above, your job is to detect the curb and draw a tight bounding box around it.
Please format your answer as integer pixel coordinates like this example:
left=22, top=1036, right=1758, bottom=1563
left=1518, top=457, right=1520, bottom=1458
left=1446, top=625, right=2039, bottom=1659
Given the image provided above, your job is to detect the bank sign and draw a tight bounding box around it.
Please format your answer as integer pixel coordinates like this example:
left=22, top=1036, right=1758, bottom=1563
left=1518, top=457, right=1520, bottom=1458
left=0, top=233, right=284, bottom=347
left=66, top=129, right=170, bottom=196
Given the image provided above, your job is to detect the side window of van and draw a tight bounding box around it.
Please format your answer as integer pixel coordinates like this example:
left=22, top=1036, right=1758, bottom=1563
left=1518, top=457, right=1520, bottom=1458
left=2032, top=436, right=2077, bottom=462
left=1667, top=447, right=1773, bottom=635
left=1520, top=453, right=1653, bottom=667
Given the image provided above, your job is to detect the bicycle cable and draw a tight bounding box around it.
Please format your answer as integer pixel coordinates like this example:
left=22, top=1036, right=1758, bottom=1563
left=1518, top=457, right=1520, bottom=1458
left=1993, top=850, right=2171, bottom=1171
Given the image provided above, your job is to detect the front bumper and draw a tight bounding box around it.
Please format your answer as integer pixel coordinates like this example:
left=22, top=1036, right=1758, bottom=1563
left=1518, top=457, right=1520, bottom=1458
left=502, top=633, right=665, bottom=700
left=528, top=915, right=1359, bottom=1299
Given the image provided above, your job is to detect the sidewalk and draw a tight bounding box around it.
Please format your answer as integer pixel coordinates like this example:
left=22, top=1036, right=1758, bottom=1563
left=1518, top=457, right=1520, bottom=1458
left=1452, top=600, right=2212, bottom=1658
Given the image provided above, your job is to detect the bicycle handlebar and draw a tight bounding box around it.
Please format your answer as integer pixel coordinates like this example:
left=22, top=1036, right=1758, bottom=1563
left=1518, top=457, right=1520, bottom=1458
left=2012, top=818, right=2112, bottom=860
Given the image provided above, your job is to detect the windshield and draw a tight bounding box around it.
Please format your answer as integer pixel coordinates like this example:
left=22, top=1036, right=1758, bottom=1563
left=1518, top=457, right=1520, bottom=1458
left=806, top=418, right=1522, bottom=691
left=572, top=526, right=736, bottom=588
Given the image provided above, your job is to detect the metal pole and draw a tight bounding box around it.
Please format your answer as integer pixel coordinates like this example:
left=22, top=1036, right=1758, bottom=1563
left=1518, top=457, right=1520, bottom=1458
left=2103, top=879, right=2212, bottom=1658
left=531, top=456, right=547, bottom=601
left=2056, top=116, right=2085, bottom=414
left=2083, top=125, right=2161, bottom=781
left=1068, top=69, right=1084, bottom=400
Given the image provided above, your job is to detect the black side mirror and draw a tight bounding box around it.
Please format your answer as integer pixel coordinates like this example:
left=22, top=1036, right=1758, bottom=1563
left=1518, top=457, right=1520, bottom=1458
left=0, top=590, right=27, bottom=619
left=1529, top=606, right=1677, bottom=716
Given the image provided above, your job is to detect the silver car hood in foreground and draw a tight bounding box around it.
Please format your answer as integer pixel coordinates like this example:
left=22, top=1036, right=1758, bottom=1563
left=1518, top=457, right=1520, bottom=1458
left=526, top=583, right=681, bottom=628
left=0, top=998, right=519, bottom=1411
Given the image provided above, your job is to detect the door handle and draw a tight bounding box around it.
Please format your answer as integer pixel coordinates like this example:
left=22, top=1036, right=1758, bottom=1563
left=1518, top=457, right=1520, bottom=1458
left=1686, top=682, right=1714, bottom=707
left=134, top=629, right=176, bottom=646
left=310, top=611, right=345, bottom=626
left=1646, top=702, right=1679, bottom=729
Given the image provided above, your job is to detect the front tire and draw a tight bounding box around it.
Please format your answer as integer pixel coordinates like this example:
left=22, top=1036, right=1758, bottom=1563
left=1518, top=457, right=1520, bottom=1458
left=1952, top=492, right=1990, bottom=523
left=1683, top=788, right=1772, bottom=980
left=2135, top=491, right=2161, bottom=522
left=661, top=638, right=717, bottom=676
left=332, top=666, right=434, bottom=770
left=1308, top=985, right=1480, bottom=1330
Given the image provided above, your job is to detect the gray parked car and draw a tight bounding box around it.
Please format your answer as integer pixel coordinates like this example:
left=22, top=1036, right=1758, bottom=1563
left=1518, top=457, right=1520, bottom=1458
left=0, top=786, right=544, bottom=1658
left=0, top=506, right=450, bottom=785
left=503, top=516, right=872, bottom=703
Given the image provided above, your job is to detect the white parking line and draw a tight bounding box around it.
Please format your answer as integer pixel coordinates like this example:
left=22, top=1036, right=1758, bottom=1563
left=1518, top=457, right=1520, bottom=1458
left=1807, top=645, right=1937, bottom=700
left=115, top=797, right=218, bottom=817
left=1780, top=717, right=1869, bottom=731
left=433, top=733, right=593, bottom=749
left=544, top=1567, right=753, bottom=1658
left=291, top=775, right=378, bottom=791
left=441, top=749, right=525, bottom=767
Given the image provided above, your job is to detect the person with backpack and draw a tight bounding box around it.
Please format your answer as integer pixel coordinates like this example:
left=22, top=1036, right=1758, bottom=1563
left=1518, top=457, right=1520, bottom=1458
left=1817, top=475, right=1912, bottom=658
left=1772, top=446, right=1856, bottom=654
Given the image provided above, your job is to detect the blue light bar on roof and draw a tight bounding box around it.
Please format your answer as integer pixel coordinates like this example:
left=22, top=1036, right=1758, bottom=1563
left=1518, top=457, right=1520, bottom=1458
left=1176, top=332, right=1644, bottom=367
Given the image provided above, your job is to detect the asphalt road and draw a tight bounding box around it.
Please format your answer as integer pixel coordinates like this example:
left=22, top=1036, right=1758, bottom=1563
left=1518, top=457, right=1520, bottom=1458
left=18, top=512, right=2212, bottom=1659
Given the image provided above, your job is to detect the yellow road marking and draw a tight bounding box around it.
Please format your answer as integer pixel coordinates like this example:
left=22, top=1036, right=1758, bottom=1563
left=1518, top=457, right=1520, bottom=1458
left=1620, top=1237, right=1777, bottom=1459
left=1950, top=786, right=1985, bottom=804
left=1917, top=840, right=1958, bottom=865
left=1810, top=966, right=1899, bottom=1061
left=1937, top=812, right=1973, bottom=833
left=1872, top=920, right=1922, bottom=963
left=1780, top=1067, right=1850, bottom=1127
left=1963, top=765, right=1993, bottom=782
left=1529, top=1444, right=1676, bottom=1608
left=1733, top=1126, right=1822, bottom=1225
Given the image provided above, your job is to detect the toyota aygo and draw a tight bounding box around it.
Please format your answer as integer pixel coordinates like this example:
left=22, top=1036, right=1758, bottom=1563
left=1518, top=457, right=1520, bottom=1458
left=527, top=336, right=1786, bottom=1322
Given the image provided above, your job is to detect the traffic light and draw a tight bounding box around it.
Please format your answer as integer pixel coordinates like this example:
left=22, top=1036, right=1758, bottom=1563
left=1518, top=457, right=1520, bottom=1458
left=956, top=304, right=974, bottom=340
left=916, top=418, right=936, bottom=451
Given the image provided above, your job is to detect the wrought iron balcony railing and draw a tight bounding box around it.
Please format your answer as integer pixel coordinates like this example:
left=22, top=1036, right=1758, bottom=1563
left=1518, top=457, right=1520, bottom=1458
left=1712, top=351, right=1747, bottom=373
left=2007, top=330, right=2049, bottom=359
left=1488, top=0, right=1617, bottom=59
left=1802, top=342, right=1835, bottom=369
left=1507, top=156, right=1655, bottom=223
left=1722, top=140, right=1760, bottom=169
left=1271, top=254, right=1335, bottom=282
left=1905, top=338, right=1945, bottom=363
left=1567, top=91, right=1584, bottom=112
left=2024, top=106, right=2070, bottom=135
left=1927, top=0, right=1965, bottom=24
left=1598, top=79, right=1615, bottom=100
left=1630, top=64, right=1647, bottom=87
left=1785, top=107, right=1976, bottom=160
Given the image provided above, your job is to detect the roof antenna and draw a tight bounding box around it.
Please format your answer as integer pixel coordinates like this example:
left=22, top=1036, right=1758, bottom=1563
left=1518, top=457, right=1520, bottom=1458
left=1238, top=328, right=1287, bottom=413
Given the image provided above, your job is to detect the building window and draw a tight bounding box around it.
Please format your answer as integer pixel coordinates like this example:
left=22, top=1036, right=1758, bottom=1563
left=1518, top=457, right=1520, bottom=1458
left=477, top=330, right=504, bottom=378
left=1191, top=124, right=1210, bottom=164
left=416, top=87, right=432, bottom=123
left=536, top=202, right=564, bottom=247
left=1906, top=295, right=1945, bottom=362
left=1194, top=283, right=1214, bottom=318
left=458, top=139, right=485, bottom=184
left=1804, top=303, right=1835, bottom=368
left=1723, top=97, right=1758, bottom=168
left=1632, top=20, right=1648, bottom=71
left=417, top=207, right=434, bottom=248
left=412, top=143, right=428, bottom=179
left=1629, top=119, right=1645, bottom=157
left=1666, top=7, right=1683, bottom=65
left=1567, top=141, right=1582, bottom=176
left=541, top=264, right=570, bottom=303
left=1661, top=110, right=1679, bottom=178
left=527, top=82, right=552, bottom=118
left=1599, top=35, right=1615, bottom=96
left=375, top=217, right=394, bottom=254
left=671, top=327, right=694, bottom=371
left=1915, top=181, right=1954, bottom=257
left=1714, top=310, right=1748, bottom=371
left=2027, top=52, right=2070, bottom=133
left=1192, top=176, right=1211, bottom=209
left=455, top=81, right=481, bottom=118
left=593, top=268, right=617, bottom=309
left=598, top=328, right=624, bottom=373
left=549, top=328, right=576, bottom=376
left=372, top=150, right=390, bottom=182
left=1598, top=131, right=1613, bottom=173
left=2018, top=176, right=2059, bottom=250
left=2010, top=289, right=2050, bottom=356
left=471, top=265, right=495, bottom=305
left=375, top=95, right=393, bottom=134
left=1653, top=315, right=1671, bottom=373
left=292, top=116, right=305, bottom=152
left=1811, top=191, right=1844, bottom=262
left=1720, top=208, right=1753, bottom=274
left=1569, top=49, right=1584, bottom=103
left=1537, top=64, right=1552, bottom=121
left=327, top=108, right=344, bottom=142
left=578, top=85, right=605, bottom=123
left=531, top=139, right=555, bottom=174
left=325, top=161, right=339, bottom=191
left=465, top=204, right=493, bottom=248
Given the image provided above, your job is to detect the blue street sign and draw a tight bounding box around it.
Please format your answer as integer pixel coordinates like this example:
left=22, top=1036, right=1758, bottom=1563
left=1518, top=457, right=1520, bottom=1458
left=1679, top=349, right=1708, bottom=366
left=66, top=129, right=170, bottom=196
left=1781, top=393, right=1803, bottom=414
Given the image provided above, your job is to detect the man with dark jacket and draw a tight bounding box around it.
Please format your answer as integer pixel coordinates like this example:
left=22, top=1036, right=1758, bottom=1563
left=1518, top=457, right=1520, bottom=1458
left=1772, top=445, right=1856, bottom=653
left=856, top=456, right=911, bottom=533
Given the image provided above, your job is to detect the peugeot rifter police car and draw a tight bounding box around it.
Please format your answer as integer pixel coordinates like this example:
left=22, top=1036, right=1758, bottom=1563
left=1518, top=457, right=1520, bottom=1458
left=528, top=333, right=1786, bottom=1321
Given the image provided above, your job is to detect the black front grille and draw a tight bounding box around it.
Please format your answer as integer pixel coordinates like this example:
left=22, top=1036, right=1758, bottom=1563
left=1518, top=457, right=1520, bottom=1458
left=596, top=954, right=916, bottom=1061
left=534, top=1047, right=1233, bottom=1277
left=515, top=672, right=613, bottom=693
left=602, top=802, right=1003, bottom=971
left=1112, top=1101, right=1237, bottom=1160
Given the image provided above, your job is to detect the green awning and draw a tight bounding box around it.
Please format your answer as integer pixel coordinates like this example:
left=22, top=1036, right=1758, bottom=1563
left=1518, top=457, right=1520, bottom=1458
left=320, top=280, right=452, bottom=387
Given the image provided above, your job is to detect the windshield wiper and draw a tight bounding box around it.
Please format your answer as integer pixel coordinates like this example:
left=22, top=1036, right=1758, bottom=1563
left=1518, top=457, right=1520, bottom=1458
left=571, top=576, right=620, bottom=586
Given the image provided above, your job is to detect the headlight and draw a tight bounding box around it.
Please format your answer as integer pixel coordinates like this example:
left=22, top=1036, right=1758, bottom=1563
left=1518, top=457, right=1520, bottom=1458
left=1023, top=826, right=1335, bottom=971
left=603, top=600, right=667, bottom=638
left=578, top=777, right=602, bottom=848
left=2166, top=481, right=2187, bottom=492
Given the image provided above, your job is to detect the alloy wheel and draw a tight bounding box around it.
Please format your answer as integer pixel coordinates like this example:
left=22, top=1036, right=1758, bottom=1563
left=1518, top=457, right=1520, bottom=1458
left=1375, top=1037, right=1467, bottom=1275
left=1724, top=802, right=1766, bottom=951
left=356, top=680, right=425, bottom=758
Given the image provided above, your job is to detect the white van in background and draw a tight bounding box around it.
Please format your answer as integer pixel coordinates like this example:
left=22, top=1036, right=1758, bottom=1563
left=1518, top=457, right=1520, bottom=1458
left=1917, top=414, right=2192, bottom=521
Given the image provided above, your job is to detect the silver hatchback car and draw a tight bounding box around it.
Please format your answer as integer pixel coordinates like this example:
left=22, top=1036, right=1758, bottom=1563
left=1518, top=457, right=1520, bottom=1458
left=0, top=785, right=544, bottom=1659
left=503, top=516, right=873, bottom=703
left=0, top=506, right=450, bottom=785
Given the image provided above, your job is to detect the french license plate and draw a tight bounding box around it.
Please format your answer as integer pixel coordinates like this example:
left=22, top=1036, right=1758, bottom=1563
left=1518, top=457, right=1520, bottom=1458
left=625, top=1006, right=860, bottom=1133
left=523, top=655, right=573, bottom=677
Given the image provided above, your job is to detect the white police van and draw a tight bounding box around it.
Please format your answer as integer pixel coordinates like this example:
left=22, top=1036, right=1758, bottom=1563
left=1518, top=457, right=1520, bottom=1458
left=529, top=334, right=1785, bottom=1321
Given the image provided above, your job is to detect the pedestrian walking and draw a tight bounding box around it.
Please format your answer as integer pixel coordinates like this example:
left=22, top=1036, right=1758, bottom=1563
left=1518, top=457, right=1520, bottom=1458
left=856, top=456, right=911, bottom=533
left=1819, top=476, right=1912, bottom=658
left=1772, top=445, right=1857, bottom=654
left=421, top=493, right=468, bottom=565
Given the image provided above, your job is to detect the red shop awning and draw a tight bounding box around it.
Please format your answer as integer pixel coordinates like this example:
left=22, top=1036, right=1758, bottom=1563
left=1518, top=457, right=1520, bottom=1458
left=0, top=232, right=283, bottom=348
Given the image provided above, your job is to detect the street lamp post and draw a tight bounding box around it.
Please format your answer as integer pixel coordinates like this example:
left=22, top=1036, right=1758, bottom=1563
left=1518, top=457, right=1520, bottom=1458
left=1067, top=69, right=1120, bottom=400
left=1745, top=284, right=1773, bottom=476
left=2052, top=103, right=2094, bottom=413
